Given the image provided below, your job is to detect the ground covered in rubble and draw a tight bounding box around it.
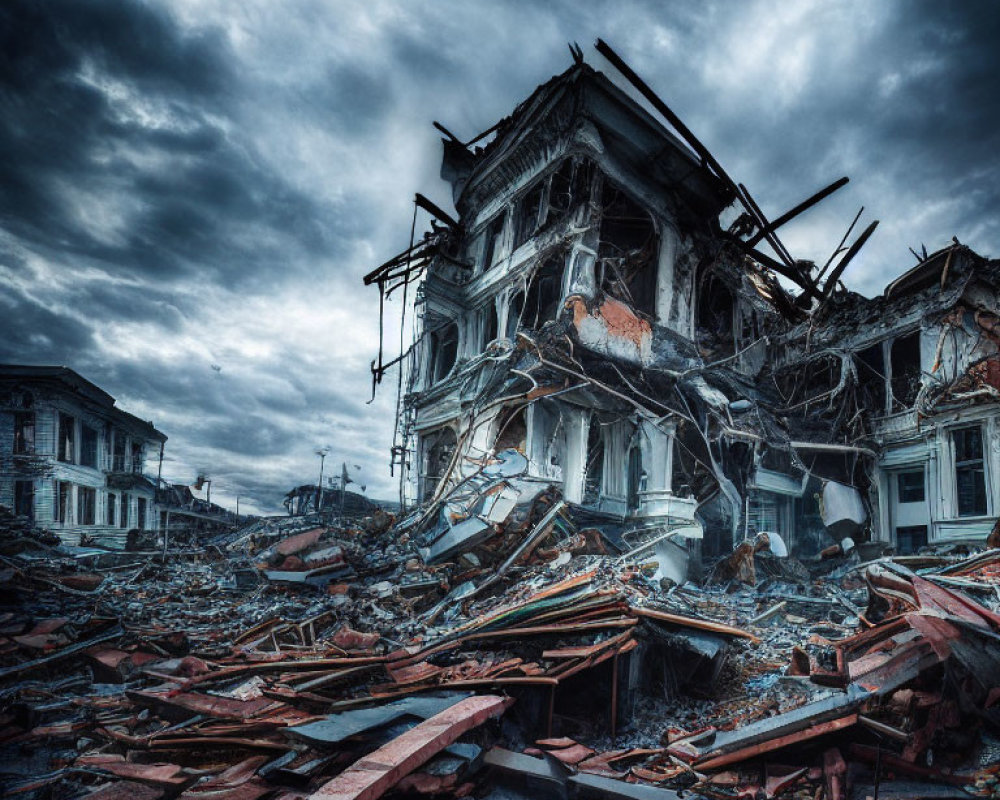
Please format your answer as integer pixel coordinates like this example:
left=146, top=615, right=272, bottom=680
left=2, top=502, right=1000, bottom=800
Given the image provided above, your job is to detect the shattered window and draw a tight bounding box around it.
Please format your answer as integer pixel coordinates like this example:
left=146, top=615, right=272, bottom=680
left=856, top=344, right=887, bottom=414
left=481, top=212, right=506, bottom=270
left=54, top=481, right=70, bottom=523
left=522, top=256, right=564, bottom=330
left=545, top=157, right=593, bottom=226
left=80, top=425, right=98, bottom=468
left=77, top=486, right=96, bottom=526
left=512, top=182, right=545, bottom=251
left=13, top=411, right=34, bottom=454
left=494, top=406, right=527, bottom=453
left=58, top=413, right=75, bottom=463
left=506, top=291, right=524, bottom=339
left=890, top=331, right=921, bottom=409
left=583, top=417, right=604, bottom=506
left=953, top=426, right=987, bottom=516
left=14, top=480, right=33, bottom=520
left=430, top=322, right=459, bottom=383
left=696, top=274, right=735, bottom=356
left=483, top=301, right=499, bottom=346
left=131, top=442, right=143, bottom=473
left=598, top=181, right=658, bottom=317
left=422, top=428, right=457, bottom=502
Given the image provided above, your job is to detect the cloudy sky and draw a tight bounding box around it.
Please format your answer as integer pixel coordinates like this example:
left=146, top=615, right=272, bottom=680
left=1, top=1, right=997, bottom=514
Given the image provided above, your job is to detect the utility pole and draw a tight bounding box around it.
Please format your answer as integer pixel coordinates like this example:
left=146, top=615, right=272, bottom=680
left=316, top=447, right=330, bottom=514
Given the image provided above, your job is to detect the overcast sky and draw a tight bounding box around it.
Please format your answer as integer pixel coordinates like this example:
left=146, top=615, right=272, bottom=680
left=1, top=1, right=997, bottom=514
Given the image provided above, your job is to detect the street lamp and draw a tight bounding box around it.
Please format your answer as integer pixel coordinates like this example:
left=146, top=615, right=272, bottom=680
left=316, top=447, right=330, bottom=513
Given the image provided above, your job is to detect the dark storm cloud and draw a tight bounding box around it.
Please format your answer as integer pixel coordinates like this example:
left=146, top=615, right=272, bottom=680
left=0, top=0, right=997, bottom=512
left=0, top=0, right=336, bottom=288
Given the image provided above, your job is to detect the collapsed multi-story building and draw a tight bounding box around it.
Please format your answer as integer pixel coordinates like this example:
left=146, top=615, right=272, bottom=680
left=366, top=44, right=999, bottom=559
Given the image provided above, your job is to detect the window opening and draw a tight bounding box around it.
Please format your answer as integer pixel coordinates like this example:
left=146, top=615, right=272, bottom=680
left=14, top=481, right=33, bottom=520
left=890, top=331, right=921, bottom=409
left=897, top=470, right=925, bottom=503
left=13, top=412, right=34, bottom=454
left=522, top=256, right=564, bottom=330
left=953, top=426, right=987, bottom=516
left=598, top=181, right=658, bottom=317
left=422, top=427, right=458, bottom=502
left=481, top=212, right=506, bottom=270
left=513, top=182, right=545, bottom=251
left=583, top=417, right=604, bottom=506
left=58, top=414, right=75, bottom=463
left=81, top=426, right=98, bottom=468
left=77, top=487, right=96, bottom=525
left=856, top=344, right=887, bottom=414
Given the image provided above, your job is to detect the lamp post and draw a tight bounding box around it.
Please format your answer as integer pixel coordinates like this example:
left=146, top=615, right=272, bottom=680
left=316, top=447, right=330, bottom=514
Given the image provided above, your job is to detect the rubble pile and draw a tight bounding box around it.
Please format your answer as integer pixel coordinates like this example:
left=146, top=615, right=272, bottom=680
left=2, top=494, right=1000, bottom=800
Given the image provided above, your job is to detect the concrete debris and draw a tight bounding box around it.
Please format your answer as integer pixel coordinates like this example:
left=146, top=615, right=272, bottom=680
left=4, top=41, right=1000, bottom=800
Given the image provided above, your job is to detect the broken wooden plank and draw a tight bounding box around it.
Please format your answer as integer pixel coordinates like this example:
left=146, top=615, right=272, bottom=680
left=307, top=694, right=512, bottom=800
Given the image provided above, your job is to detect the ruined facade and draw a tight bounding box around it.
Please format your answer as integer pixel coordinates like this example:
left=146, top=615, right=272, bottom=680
left=368, top=49, right=999, bottom=559
left=0, top=365, right=167, bottom=546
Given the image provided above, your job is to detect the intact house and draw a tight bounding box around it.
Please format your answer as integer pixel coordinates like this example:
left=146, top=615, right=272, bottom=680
left=365, top=52, right=999, bottom=559
left=0, top=365, right=167, bottom=547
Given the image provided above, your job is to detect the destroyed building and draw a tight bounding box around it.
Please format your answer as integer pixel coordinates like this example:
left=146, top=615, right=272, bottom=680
left=367, top=43, right=999, bottom=561
left=0, top=365, right=168, bottom=547
left=4, top=41, right=1000, bottom=800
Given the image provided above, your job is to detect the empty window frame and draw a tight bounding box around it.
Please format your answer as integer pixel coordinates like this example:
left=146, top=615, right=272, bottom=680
left=696, top=274, right=736, bottom=352
left=77, top=486, right=96, bottom=525
left=897, top=470, right=925, bottom=503
left=13, top=411, right=35, bottom=455
left=429, top=322, right=459, bottom=383
left=54, top=481, right=70, bottom=523
left=422, top=427, right=458, bottom=502
left=58, top=413, right=75, bottom=463
left=890, top=331, right=921, bottom=410
left=544, top=157, right=594, bottom=226
left=14, top=480, right=33, bottom=520
left=120, top=494, right=129, bottom=528
left=582, top=416, right=605, bottom=506
left=483, top=301, right=499, bottom=346
left=113, top=431, right=127, bottom=472
left=598, top=181, right=658, bottom=317
left=953, top=425, right=988, bottom=516
left=80, top=425, right=98, bottom=468
left=506, top=291, right=524, bottom=339
left=521, top=256, right=565, bottom=330
left=856, top=344, right=888, bottom=415
left=512, top=182, right=545, bottom=251
left=131, top=442, right=143, bottom=473
left=481, top=212, right=506, bottom=270
left=107, top=492, right=116, bottom=527
left=137, top=497, right=147, bottom=530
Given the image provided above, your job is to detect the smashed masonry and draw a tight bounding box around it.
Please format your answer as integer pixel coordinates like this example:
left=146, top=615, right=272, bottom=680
left=3, top=484, right=1000, bottom=799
